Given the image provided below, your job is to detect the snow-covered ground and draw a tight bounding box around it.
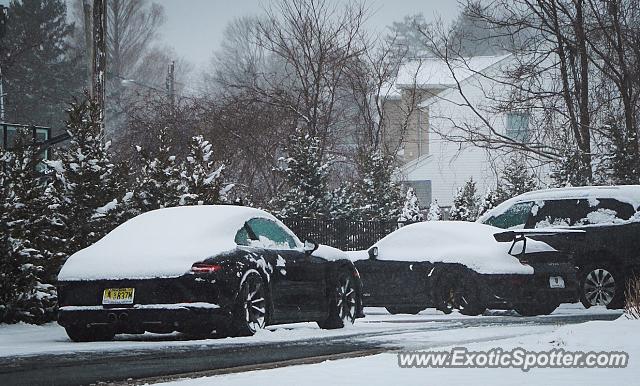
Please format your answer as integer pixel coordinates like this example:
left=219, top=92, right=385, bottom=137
left=0, top=305, right=630, bottom=386
left=0, top=305, right=619, bottom=357
left=158, top=314, right=638, bottom=386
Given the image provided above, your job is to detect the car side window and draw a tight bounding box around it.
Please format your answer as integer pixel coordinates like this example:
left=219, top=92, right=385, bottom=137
left=575, top=198, right=636, bottom=225
left=531, top=199, right=590, bottom=228
left=246, top=218, right=298, bottom=249
left=484, top=201, right=533, bottom=229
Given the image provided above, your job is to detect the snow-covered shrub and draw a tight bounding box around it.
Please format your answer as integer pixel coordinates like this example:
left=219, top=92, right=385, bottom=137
left=399, top=188, right=423, bottom=223
left=427, top=199, right=442, bottom=221
left=478, top=189, right=507, bottom=216
left=134, top=127, right=183, bottom=211
left=351, top=150, right=403, bottom=221
left=179, top=135, right=232, bottom=206
left=45, top=97, right=131, bottom=267
left=449, top=178, right=480, bottom=221
left=329, top=184, right=356, bottom=220
left=0, top=131, right=59, bottom=324
left=625, top=276, right=640, bottom=320
left=273, top=128, right=333, bottom=218
left=551, top=146, right=591, bottom=187
left=500, top=156, right=538, bottom=198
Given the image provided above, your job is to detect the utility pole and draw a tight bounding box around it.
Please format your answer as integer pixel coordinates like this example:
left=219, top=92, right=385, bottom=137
left=91, top=0, right=107, bottom=129
left=82, top=0, right=93, bottom=96
left=165, top=60, right=175, bottom=113
left=0, top=5, right=8, bottom=122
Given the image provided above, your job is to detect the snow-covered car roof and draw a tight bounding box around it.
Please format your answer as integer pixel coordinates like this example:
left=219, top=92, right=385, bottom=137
left=58, top=205, right=298, bottom=281
left=353, top=221, right=559, bottom=275
left=477, top=185, right=640, bottom=223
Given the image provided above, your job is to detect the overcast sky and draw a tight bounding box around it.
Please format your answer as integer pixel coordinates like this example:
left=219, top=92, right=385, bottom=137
left=155, top=0, right=462, bottom=70
left=0, top=0, right=462, bottom=70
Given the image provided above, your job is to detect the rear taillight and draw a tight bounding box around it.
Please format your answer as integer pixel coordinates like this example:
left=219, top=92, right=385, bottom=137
left=190, top=263, right=223, bottom=274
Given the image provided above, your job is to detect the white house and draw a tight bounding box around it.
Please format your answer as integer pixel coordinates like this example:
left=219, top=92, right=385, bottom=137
left=385, top=54, right=550, bottom=208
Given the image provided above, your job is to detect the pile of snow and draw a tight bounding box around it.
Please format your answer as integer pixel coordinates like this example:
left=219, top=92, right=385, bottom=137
left=350, top=221, right=559, bottom=275
left=58, top=206, right=292, bottom=281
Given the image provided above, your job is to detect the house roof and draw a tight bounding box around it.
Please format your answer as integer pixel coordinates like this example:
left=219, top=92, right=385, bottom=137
left=395, top=54, right=512, bottom=90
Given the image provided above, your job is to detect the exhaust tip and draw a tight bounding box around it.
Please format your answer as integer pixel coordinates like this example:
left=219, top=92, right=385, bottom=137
left=107, top=313, right=117, bottom=322
left=119, top=312, right=128, bottom=321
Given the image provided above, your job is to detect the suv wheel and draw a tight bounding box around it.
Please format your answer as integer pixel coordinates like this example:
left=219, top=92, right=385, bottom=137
left=580, top=265, right=624, bottom=309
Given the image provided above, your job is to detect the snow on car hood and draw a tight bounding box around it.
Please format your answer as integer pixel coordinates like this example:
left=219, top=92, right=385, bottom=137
left=312, top=244, right=349, bottom=261
left=354, top=221, right=558, bottom=275
left=58, top=205, right=279, bottom=281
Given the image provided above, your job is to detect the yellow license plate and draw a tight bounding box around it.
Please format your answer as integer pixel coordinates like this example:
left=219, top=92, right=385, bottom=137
left=102, top=288, right=135, bottom=305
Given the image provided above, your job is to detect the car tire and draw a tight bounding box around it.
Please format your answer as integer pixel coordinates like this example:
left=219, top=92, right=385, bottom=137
left=65, top=325, right=115, bottom=342
left=318, top=270, right=358, bottom=329
left=513, top=302, right=559, bottom=316
left=385, top=306, right=425, bottom=315
left=228, top=271, right=269, bottom=337
left=579, top=265, right=625, bottom=309
left=436, top=270, right=486, bottom=316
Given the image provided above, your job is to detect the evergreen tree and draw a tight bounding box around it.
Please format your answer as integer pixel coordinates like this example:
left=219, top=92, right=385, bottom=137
left=426, top=199, right=442, bottom=221
left=46, top=97, right=127, bottom=260
left=134, top=127, right=183, bottom=211
left=329, top=184, right=356, bottom=220
left=352, top=150, right=403, bottom=221
left=478, top=188, right=507, bottom=216
left=399, top=187, right=423, bottom=223
left=551, top=146, right=590, bottom=187
left=179, top=135, right=231, bottom=206
left=0, top=0, right=82, bottom=127
left=273, top=128, right=333, bottom=218
left=0, top=131, right=56, bottom=324
left=501, top=156, right=538, bottom=196
left=449, top=178, right=480, bottom=221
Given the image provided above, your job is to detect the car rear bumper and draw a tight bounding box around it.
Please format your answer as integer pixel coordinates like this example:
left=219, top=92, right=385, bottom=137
left=58, top=303, right=230, bottom=333
left=482, top=273, right=579, bottom=308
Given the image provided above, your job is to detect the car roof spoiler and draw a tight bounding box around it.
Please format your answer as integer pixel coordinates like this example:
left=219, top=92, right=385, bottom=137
left=493, top=229, right=585, bottom=256
left=493, top=229, right=585, bottom=243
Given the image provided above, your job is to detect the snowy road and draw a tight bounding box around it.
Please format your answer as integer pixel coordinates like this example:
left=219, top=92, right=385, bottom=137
left=0, top=305, right=622, bottom=385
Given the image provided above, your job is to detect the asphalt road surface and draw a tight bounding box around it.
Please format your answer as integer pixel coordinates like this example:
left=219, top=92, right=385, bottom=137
left=0, top=309, right=621, bottom=386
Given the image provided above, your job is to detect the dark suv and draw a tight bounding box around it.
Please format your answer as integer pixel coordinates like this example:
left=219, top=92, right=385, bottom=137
left=477, top=185, right=640, bottom=309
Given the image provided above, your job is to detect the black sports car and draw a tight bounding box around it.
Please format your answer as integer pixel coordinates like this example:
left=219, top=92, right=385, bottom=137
left=57, top=206, right=362, bottom=342
left=351, top=221, right=578, bottom=316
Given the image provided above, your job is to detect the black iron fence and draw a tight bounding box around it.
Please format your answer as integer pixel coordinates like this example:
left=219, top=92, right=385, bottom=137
left=280, top=218, right=403, bottom=251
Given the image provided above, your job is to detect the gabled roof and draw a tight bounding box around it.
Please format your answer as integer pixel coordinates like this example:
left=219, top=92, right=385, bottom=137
left=395, top=54, right=512, bottom=90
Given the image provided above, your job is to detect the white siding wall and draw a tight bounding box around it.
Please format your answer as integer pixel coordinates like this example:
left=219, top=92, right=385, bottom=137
left=401, top=63, right=511, bottom=207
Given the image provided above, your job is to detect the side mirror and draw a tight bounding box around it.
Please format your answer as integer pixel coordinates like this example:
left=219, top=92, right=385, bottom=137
left=368, top=246, right=379, bottom=260
left=304, top=239, right=319, bottom=255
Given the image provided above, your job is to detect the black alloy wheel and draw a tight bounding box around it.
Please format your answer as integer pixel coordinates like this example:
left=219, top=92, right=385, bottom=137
left=232, top=272, right=268, bottom=336
left=437, top=271, right=486, bottom=316
left=318, top=270, right=357, bottom=329
left=580, top=266, right=624, bottom=309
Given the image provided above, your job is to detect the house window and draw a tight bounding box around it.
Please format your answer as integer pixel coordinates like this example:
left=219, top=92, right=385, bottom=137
left=406, top=180, right=432, bottom=209
left=1, top=124, right=51, bottom=170
left=506, top=112, right=530, bottom=142
left=1, top=124, right=50, bottom=151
